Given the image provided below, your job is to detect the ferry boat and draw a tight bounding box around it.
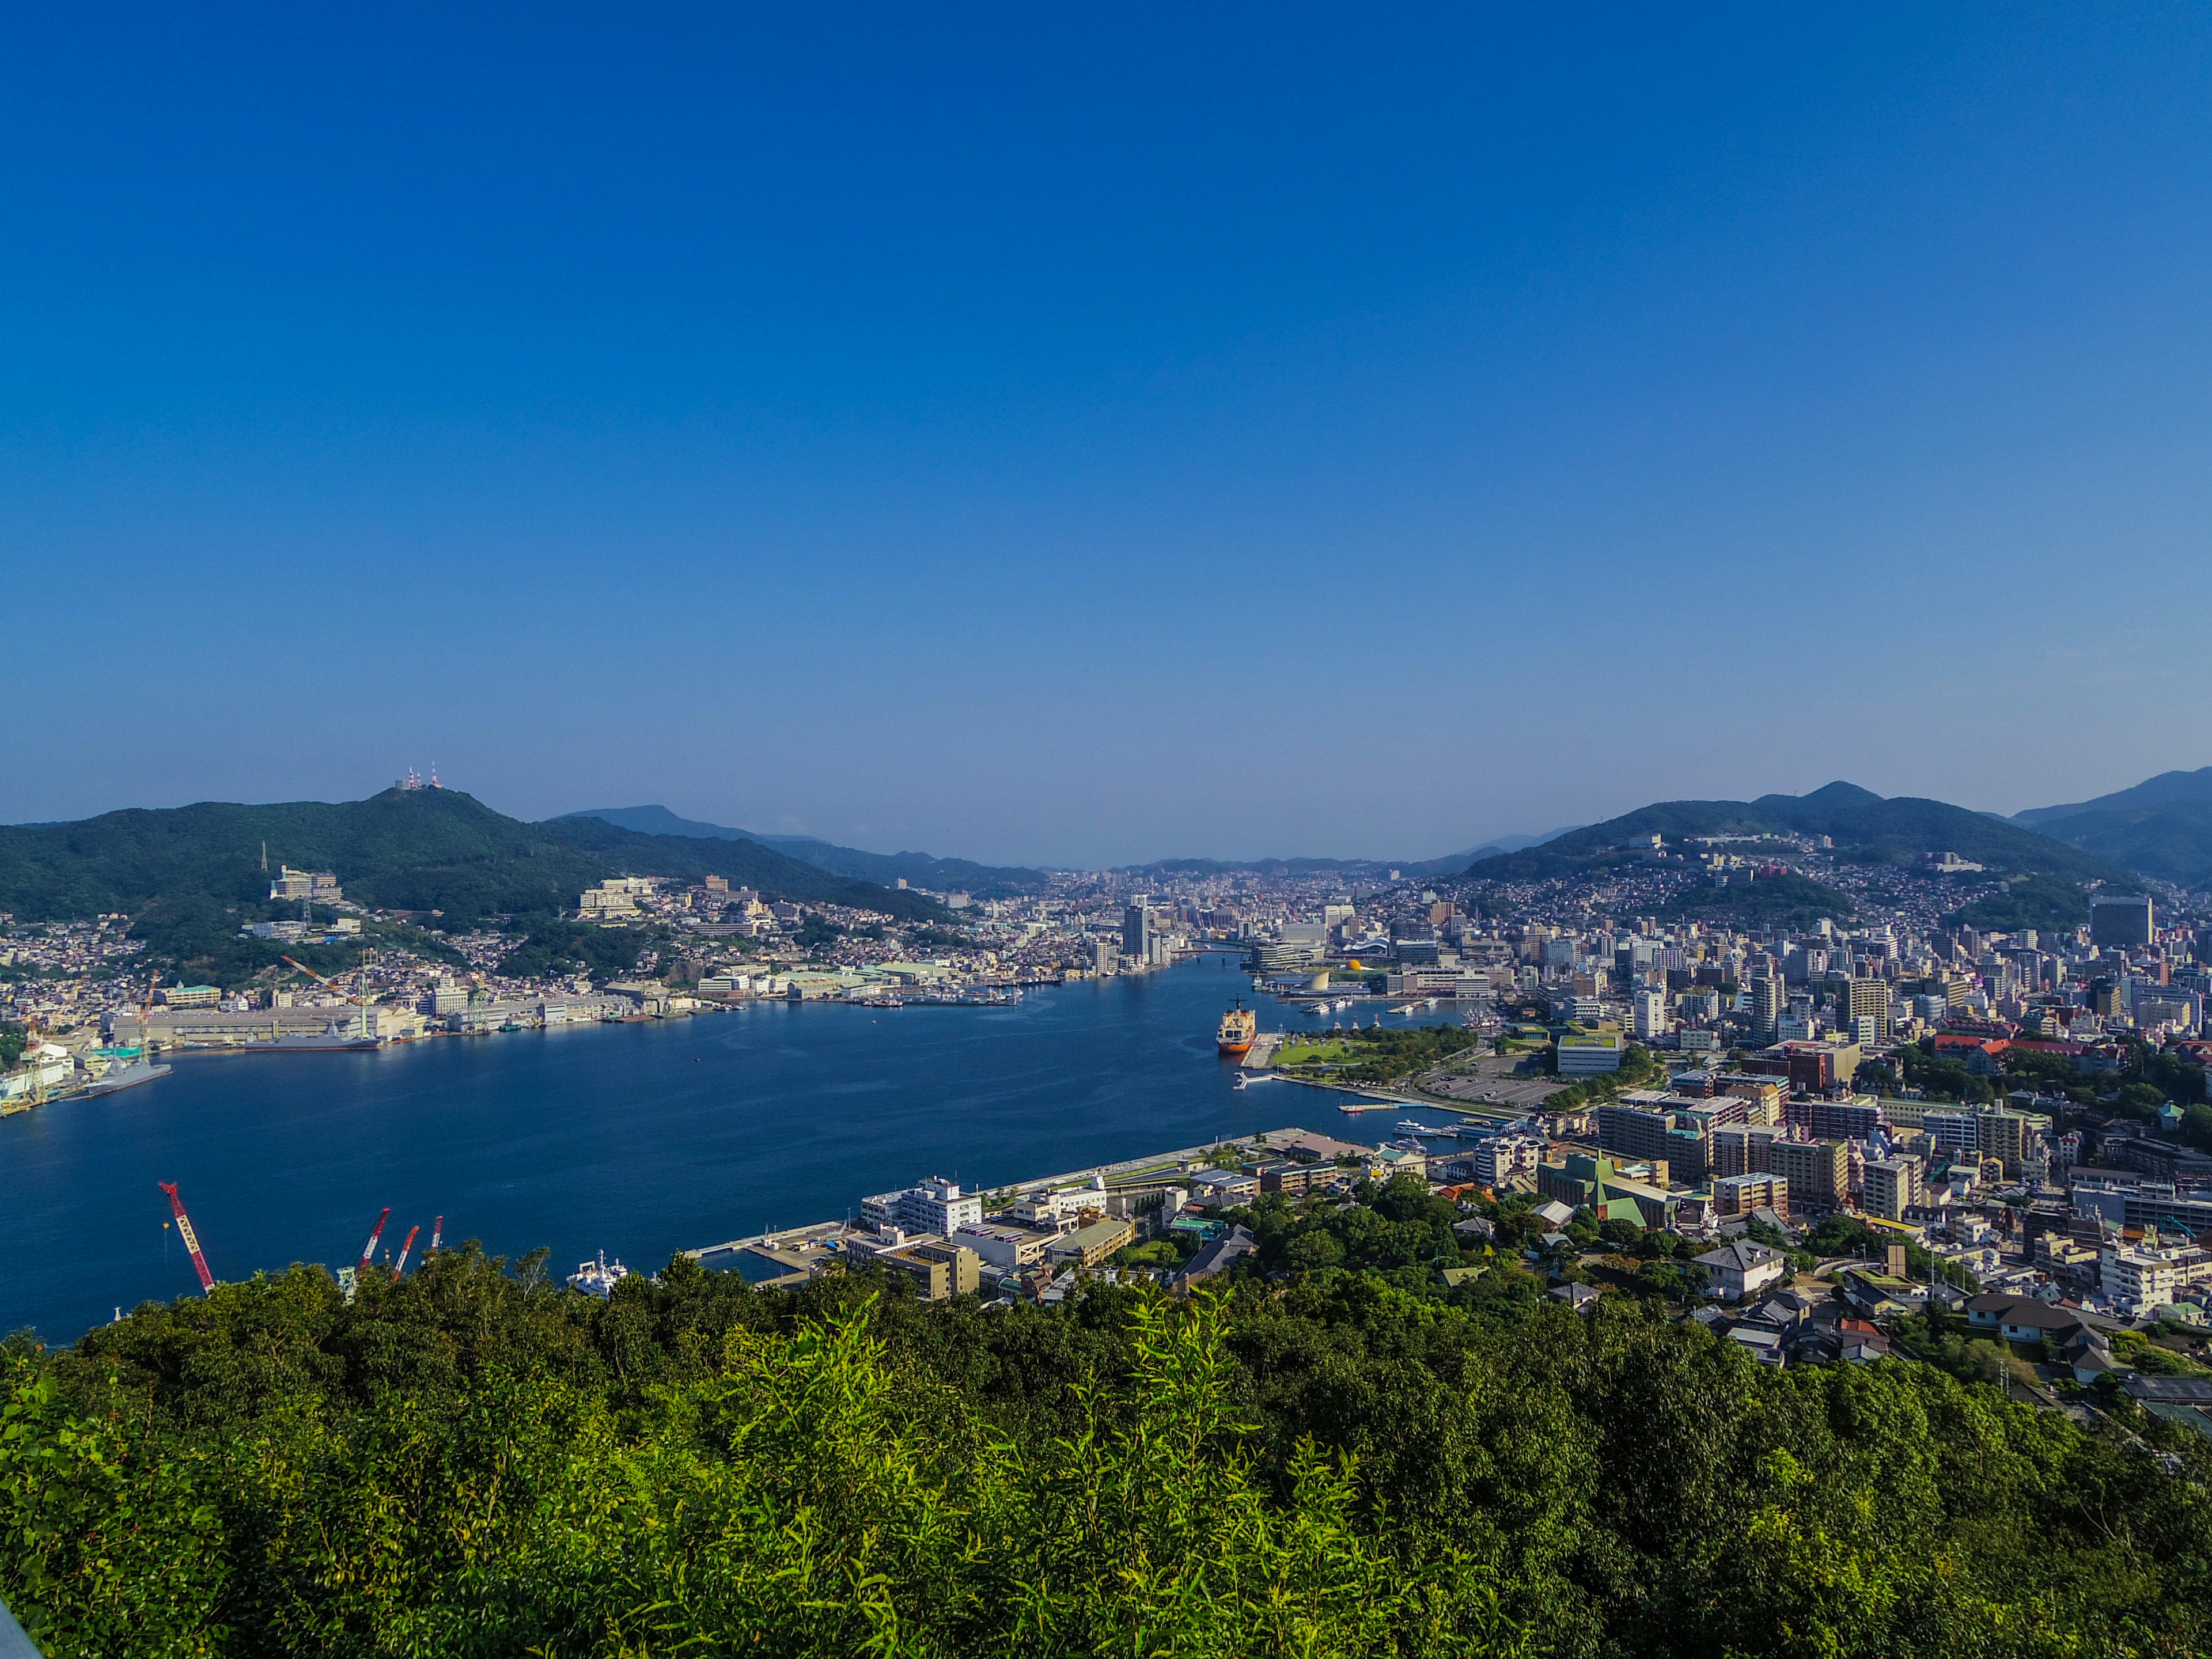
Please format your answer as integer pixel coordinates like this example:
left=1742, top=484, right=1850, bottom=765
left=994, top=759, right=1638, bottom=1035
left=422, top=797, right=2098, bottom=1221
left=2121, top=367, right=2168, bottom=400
left=567, top=1251, right=631, bottom=1298
left=1216, top=999, right=1257, bottom=1056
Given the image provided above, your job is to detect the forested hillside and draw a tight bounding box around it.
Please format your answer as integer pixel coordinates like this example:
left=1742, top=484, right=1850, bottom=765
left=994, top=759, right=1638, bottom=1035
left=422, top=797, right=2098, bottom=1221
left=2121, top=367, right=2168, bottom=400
left=1468, top=782, right=2124, bottom=886
left=0, top=789, right=942, bottom=984
left=2, top=1194, right=2205, bottom=1657
left=563, top=805, right=1050, bottom=895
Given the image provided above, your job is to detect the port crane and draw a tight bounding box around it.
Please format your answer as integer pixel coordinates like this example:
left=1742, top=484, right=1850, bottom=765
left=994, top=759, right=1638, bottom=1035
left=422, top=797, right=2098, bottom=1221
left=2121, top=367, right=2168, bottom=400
left=357, top=1207, right=392, bottom=1273
left=393, top=1225, right=422, bottom=1274
left=281, top=952, right=379, bottom=1039
left=158, top=1181, right=217, bottom=1294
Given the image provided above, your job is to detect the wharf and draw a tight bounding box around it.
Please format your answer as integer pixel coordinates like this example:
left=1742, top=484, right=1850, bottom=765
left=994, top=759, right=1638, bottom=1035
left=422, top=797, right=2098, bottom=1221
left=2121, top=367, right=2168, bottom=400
left=680, top=1126, right=1330, bottom=1271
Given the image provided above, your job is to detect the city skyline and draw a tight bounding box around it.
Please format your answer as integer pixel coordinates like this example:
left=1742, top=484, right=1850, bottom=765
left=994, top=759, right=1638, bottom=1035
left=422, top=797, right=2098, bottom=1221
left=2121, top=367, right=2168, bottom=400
left=7, top=9, right=2212, bottom=865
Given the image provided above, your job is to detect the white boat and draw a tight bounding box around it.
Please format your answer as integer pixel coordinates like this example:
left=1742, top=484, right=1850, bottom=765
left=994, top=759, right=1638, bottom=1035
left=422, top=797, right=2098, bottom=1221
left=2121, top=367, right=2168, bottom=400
left=567, top=1251, right=631, bottom=1298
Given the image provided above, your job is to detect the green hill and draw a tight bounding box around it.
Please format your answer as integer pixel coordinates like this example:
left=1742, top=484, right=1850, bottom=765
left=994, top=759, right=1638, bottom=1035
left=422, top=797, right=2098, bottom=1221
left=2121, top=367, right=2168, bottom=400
left=2013, top=765, right=2212, bottom=827
left=1659, top=870, right=1858, bottom=930
left=2012, top=801, right=2212, bottom=888
left=563, top=804, right=1048, bottom=895
left=2005, top=767, right=2212, bottom=886
left=0, top=789, right=945, bottom=984
left=1467, top=781, right=2125, bottom=886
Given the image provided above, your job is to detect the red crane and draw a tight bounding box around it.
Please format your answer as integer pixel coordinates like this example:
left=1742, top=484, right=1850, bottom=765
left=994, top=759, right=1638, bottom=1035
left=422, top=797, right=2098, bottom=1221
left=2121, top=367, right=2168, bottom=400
left=357, top=1207, right=392, bottom=1274
left=158, top=1182, right=216, bottom=1294
left=429, top=1215, right=444, bottom=1253
left=393, top=1225, right=421, bottom=1274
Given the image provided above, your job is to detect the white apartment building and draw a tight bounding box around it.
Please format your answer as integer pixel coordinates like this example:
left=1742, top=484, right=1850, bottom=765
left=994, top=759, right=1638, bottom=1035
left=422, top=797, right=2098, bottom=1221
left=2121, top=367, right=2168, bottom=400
left=2101, top=1248, right=2179, bottom=1310
left=1472, top=1134, right=1546, bottom=1188
left=862, top=1178, right=983, bottom=1237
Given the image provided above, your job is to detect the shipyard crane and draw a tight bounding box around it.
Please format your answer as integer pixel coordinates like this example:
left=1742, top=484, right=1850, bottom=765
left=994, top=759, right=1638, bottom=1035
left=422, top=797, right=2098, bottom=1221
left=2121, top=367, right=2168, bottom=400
left=281, top=955, right=358, bottom=1002
left=430, top=1215, right=444, bottom=1253
left=357, top=1207, right=392, bottom=1274
left=158, top=1182, right=217, bottom=1294
left=393, top=1225, right=421, bottom=1274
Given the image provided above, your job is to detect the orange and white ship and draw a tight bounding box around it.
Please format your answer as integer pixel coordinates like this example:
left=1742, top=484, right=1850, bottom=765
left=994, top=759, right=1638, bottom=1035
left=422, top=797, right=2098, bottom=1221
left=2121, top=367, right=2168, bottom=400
left=1216, top=999, right=1257, bottom=1056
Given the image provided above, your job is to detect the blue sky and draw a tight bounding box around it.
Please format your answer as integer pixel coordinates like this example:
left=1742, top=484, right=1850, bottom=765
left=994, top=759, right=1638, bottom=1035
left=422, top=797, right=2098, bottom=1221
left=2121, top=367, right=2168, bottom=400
left=6, top=6, right=2211, bottom=866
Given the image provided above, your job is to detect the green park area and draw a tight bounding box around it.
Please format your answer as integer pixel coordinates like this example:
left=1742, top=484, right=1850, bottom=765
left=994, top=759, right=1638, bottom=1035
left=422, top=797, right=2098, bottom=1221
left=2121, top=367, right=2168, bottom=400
left=1276, top=1025, right=1488, bottom=1084
left=1272, top=1037, right=1361, bottom=1067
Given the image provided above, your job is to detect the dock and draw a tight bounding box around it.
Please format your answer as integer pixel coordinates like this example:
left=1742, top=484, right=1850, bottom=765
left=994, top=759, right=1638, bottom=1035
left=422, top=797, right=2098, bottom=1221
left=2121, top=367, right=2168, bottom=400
left=680, top=1126, right=1330, bottom=1271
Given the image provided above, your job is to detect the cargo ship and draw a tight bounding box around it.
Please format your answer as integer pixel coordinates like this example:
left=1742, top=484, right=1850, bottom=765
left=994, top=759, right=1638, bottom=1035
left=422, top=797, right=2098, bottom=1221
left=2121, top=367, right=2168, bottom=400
left=1216, top=999, right=1257, bottom=1056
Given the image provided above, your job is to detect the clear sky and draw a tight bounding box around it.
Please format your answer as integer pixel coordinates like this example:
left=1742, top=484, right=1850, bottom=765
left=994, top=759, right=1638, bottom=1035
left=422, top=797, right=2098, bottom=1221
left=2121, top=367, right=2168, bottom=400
left=6, top=6, right=2211, bottom=866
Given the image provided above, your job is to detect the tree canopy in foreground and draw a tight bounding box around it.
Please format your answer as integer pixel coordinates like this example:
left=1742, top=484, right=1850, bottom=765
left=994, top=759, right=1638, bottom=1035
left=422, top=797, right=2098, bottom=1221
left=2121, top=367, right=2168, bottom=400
left=2, top=1223, right=2207, bottom=1658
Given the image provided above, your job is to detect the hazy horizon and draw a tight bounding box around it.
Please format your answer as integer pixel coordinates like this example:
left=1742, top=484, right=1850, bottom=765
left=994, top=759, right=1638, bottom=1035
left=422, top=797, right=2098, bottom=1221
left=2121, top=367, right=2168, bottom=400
left=7, top=9, right=2212, bottom=865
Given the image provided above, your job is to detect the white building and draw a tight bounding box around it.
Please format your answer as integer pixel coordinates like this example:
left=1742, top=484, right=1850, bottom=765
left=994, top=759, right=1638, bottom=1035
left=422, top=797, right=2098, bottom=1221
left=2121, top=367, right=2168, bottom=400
left=1633, top=990, right=1669, bottom=1040
left=1694, top=1239, right=1788, bottom=1301
left=2101, top=1247, right=2181, bottom=1311
left=1471, top=1134, right=1546, bottom=1188
left=862, top=1177, right=983, bottom=1238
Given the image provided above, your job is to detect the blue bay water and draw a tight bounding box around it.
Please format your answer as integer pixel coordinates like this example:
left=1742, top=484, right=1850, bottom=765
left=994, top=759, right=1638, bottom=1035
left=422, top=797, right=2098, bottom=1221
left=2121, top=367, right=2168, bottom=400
left=1, top=956, right=1428, bottom=1343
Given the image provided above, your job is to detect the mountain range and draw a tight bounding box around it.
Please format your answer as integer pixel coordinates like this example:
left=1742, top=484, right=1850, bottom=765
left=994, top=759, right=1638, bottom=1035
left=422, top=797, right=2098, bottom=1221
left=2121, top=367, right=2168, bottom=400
left=2005, top=767, right=2212, bottom=887
left=560, top=805, right=1047, bottom=896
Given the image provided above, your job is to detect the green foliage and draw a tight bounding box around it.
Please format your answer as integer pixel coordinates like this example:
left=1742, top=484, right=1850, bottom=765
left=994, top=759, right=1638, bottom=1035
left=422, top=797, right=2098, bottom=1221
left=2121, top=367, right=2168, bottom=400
left=0, top=1020, right=24, bottom=1068
left=1899, top=1038, right=1995, bottom=1104
left=1, top=1229, right=2208, bottom=1657
left=1943, top=875, right=2092, bottom=936
left=1659, top=871, right=1856, bottom=930
left=2182, top=1103, right=2212, bottom=1151
left=495, top=918, right=660, bottom=980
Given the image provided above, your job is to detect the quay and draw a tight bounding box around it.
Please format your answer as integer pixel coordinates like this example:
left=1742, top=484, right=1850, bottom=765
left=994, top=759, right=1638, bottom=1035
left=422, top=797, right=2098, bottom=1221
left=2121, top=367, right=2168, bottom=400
left=682, top=1125, right=1330, bottom=1284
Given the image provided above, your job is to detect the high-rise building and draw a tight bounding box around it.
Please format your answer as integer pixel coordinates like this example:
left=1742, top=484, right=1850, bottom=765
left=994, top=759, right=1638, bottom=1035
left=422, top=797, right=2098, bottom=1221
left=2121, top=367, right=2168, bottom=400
left=1978, top=1109, right=2029, bottom=1179
left=1122, top=902, right=1153, bottom=960
left=1840, top=978, right=1892, bottom=1039
left=1633, top=988, right=1669, bottom=1040
left=1860, top=1159, right=1919, bottom=1221
left=2091, top=894, right=2153, bottom=950
left=1761, top=1138, right=1848, bottom=1209
left=1752, top=974, right=1785, bottom=1044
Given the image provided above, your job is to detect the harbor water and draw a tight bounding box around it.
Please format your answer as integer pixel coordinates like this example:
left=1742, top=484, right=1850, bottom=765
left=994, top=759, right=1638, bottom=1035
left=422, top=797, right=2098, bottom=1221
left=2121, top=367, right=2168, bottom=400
left=0, top=956, right=1453, bottom=1343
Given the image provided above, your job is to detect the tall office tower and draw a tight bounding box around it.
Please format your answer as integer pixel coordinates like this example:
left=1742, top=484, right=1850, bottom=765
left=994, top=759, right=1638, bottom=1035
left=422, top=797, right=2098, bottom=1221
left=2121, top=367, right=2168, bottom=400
left=1122, top=902, right=1153, bottom=959
left=2090, top=894, right=2154, bottom=950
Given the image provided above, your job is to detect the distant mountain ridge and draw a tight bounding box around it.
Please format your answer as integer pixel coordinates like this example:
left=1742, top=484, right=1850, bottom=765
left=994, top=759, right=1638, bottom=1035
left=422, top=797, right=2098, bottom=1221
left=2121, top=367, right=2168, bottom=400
left=2013, top=767, right=2212, bottom=827
left=1466, top=781, right=2127, bottom=886
left=2009, top=766, right=2212, bottom=887
left=562, top=805, right=1047, bottom=896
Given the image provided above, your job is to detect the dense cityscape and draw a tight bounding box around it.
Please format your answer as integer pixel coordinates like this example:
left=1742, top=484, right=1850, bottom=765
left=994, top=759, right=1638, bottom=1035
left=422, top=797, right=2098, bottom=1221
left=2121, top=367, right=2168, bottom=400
left=8, top=801, right=2211, bottom=1437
